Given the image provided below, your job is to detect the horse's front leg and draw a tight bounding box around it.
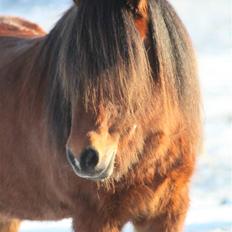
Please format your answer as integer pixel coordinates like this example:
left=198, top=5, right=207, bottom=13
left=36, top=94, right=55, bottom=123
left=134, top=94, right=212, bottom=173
left=134, top=212, right=187, bottom=232
left=0, top=218, right=20, bottom=232
left=133, top=185, right=189, bottom=232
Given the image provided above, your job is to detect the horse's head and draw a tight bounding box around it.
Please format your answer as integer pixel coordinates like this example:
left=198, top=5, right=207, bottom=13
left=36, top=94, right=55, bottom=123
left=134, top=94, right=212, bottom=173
left=55, top=0, right=152, bottom=181
left=42, top=0, right=200, bottom=182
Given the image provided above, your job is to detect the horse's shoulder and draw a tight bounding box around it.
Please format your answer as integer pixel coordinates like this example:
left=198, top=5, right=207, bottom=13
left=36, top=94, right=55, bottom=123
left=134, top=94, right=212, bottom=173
left=0, top=16, right=46, bottom=38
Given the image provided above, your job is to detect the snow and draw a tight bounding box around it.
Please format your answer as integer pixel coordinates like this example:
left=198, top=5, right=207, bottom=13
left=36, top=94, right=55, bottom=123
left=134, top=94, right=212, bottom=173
left=0, top=0, right=231, bottom=231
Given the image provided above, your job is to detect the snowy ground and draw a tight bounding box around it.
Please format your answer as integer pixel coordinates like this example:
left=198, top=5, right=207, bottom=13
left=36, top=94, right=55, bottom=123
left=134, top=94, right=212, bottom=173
left=0, top=0, right=231, bottom=231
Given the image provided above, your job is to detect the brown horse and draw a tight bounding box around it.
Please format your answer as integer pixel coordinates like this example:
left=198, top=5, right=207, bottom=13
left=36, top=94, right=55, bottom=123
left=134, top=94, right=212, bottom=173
left=0, top=0, right=201, bottom=232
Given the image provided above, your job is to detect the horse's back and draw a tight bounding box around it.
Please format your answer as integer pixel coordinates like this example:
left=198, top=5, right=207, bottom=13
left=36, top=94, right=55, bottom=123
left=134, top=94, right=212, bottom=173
left=0, top=16, right=45, bottom=38
left=0, top=17, right=45, bottom=74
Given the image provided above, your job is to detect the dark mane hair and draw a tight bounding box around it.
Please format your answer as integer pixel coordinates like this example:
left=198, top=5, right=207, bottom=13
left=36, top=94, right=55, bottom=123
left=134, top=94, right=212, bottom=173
left=148, top=0, right=201, bottom=145
left=42, top=0, right=152, bottom=109
left=33, top=0, right=201, bottom=150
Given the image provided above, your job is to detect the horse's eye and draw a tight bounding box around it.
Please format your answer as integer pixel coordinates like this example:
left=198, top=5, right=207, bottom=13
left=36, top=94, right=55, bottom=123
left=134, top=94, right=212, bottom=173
left=108, top=126, right=117, bottom=135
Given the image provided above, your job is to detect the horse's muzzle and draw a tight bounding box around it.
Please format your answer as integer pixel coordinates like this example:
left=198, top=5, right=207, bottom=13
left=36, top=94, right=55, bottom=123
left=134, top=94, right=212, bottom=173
left=66, top=147, right=115, bottom=181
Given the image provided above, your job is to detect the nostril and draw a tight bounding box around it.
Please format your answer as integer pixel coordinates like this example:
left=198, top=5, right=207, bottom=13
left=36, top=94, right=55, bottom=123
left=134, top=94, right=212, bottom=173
left=80, top=148, right=99, bottom=171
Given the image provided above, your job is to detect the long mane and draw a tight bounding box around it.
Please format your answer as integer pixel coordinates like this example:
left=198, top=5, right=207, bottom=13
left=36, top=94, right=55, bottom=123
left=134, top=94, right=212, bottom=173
left=148, top=0, right=201, bottom=147
left=32, top=0, right=201, bottom=150
left=41, top=1, right=152, bottom=109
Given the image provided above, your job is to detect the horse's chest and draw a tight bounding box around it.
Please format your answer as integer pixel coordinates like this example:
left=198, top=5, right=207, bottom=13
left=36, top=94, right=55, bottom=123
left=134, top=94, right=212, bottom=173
left=98, top=182, right=168, bottom=221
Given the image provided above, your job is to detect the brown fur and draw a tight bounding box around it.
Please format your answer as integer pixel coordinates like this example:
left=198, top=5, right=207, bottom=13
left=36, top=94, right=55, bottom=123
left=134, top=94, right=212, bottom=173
left=0, top=218, right=20, bottom=232
left=0, top=219, right=20, bottom=232
left=0, top=0, right=201, bottom=232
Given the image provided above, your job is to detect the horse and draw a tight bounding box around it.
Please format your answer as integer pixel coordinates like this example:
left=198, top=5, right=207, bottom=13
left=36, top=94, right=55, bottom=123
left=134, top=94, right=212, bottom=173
left=0, top=0, right=201, bottom=232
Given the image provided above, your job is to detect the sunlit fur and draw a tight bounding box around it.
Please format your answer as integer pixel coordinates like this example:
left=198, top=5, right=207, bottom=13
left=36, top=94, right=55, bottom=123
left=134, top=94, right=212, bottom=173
left=0, top=0, right=201, bottom=231
left=0, top=219, right=20, bottom=232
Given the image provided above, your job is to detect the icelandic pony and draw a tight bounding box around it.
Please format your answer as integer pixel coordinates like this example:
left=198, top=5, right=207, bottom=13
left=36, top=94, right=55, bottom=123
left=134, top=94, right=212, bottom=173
left=0, top=0, right=201, bottom=232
